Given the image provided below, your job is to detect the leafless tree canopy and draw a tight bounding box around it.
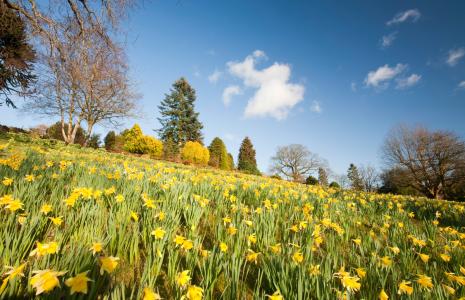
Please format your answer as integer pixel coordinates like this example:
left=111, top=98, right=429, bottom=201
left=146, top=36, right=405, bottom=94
left=358, top=164, right=379, bottom=192
left=5, top=0, right=138, bottom=144
left=269, top=144, right=324, bottom=182
left=382, top=125, right=465, bottom=199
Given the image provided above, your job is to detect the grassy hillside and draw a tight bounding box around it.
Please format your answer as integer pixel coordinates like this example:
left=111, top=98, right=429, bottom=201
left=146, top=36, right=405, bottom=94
left=1, top=133, right=465, bottom=299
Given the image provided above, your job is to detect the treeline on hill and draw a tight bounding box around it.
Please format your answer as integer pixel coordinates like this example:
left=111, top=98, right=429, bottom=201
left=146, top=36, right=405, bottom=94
left=2, top=77, right=261, bottom=176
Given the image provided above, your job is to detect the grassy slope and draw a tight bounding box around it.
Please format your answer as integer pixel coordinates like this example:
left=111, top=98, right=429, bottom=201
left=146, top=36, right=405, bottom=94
left=1, top=133, right=465, bottom=299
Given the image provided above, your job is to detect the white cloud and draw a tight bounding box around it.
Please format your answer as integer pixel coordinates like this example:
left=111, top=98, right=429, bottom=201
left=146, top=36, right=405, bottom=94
left=222, top=85, right=242, bottom=106
left=351, top=82, right=357, bottom=92
left=381, top=32, right=397, bottom=48
left=458, top=81, right=465, bottom=89
left=208, top=70, right=222, bottom=83
left=396, top=74, right=421, bottom=89
left=223, top=133, right=238, bottom=142
left=387, top=9, right=421, bottom=26
left=364, top=64, right=407, bottom=88
left=226, top=50, right=305, bottom=120
left=310, top=101, right=322, bottom=114
left=446, top=48, right=465, bottom=67
left=206, top=49, right=216, bottom=56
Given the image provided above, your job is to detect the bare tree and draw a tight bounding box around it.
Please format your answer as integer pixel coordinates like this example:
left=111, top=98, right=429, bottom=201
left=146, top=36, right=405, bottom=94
left=76, top=36, right=139, bottom=145
left=269, top=144, right=324, bottom=182
left=332, top=174, right=350, bottom=189
left=358, top=164, right=379, bottom=192
left=7, top=0, right=138, bottom=144
left=382, top=125, right=465, bottom=199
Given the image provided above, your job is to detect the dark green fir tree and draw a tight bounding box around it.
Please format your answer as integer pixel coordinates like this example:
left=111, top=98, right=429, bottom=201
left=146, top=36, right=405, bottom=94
left=157, top=77, right=203, bottom=146
left=237, top=137, right=260, bottom=175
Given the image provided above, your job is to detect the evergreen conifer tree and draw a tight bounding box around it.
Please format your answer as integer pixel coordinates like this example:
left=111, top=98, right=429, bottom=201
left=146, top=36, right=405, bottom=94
left=0, top=3, right=35, bottom=107
left=347, top=163, right=363, bottom=190
left=157, top=77, right=203, bottom=146
left=208, top=137, right=229, bottom=169
left=227, top=153, right=234, bottom=170
left=237, top=137, right=260, bottom=175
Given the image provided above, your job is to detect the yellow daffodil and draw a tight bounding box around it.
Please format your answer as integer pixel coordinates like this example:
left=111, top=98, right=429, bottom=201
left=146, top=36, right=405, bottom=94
left=246, top=249, right=260, bottom=264
left=219, top=242, right=228, bottom=253
left=151, top=227, right=166, bottom=240
left=99, top=256, right=119, bottom=275
left=49, top=216, right=63, bottom=226
left=292, top=251, right=303, bottom=264
left=30, top=269, right=66, bottom=295
left=379, top=289, right=389, bottom=300
left=29, top=242, right=59, bottom=257
left=90, top=243, right=103, bottom=255
left=0, top=263, right=27, bottom=294
left=418, top=253, right=429, bottom=263
left=267, top=290, right=283, bottom=300
left=40, top=204, right=53, bottom=215
left=2, top=177, right=13, bottom=186
left=143, top=287, right=162, bottom=300
left=185, top=285, right=203, bottom=300
left=416, top=274, right=433, bottom=290
left=176, top=270, right=191, bottom=287
left=130, top=211, right=138, bottom=222
left=65, top=271, right=91, bottom=294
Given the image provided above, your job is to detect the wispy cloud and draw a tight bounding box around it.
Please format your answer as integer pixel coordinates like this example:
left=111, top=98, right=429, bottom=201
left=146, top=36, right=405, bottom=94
left=380, top=32, right=397, bottom=48
left=364, top=64, right=407, bottom=88
left=458, top=81, right=465, bottom=89
left=222, top=85, right=242, bottom=106
left=351, top=82, right=357, bottom=92
left=226, top=50, right=305, bottom=120
left=396, top=74, right=421, bottom=89
left=386, top=9, right=421, bottom=26
left=446, top=48, right=465, bottom=67
left=208, top=70, right=222, bottom=83
left=206, top=49, right=216, bottom=56
left=310, top=101, right=322, bottom=114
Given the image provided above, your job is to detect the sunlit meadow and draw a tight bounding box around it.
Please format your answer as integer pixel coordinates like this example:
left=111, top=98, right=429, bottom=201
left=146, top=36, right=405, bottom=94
left=1, top=133, right=465, bottom=299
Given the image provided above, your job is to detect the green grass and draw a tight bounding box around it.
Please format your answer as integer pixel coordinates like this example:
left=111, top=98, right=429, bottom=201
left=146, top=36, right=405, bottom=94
left=0, top=133, right=464, bottom=299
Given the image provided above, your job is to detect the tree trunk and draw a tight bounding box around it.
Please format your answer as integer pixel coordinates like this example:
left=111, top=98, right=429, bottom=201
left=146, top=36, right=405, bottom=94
left=83, top=122, right=94, bottom=147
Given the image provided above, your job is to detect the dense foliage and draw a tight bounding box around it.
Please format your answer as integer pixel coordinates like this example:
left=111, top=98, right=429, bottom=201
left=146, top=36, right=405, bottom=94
left=123, top=124, right=163, bottom=158
left=104, top=131, right=116, bottom=151
left=0, top=3, right=35, bottom=108
left=46, top=122, right=87, bottom=146
left=180, top=141, right=209, bottom=166
left=208, top=137, right=229, bottom=170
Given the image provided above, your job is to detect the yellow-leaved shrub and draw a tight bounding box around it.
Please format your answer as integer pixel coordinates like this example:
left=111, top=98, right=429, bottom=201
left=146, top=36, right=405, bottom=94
left=123, top=124, right=163, bottom=158
left=181, top=141, right=209, bottom=165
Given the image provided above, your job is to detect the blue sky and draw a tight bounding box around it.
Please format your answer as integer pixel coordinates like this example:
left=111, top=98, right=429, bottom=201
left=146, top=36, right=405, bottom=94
left=1, top=0, right=465, bottom=175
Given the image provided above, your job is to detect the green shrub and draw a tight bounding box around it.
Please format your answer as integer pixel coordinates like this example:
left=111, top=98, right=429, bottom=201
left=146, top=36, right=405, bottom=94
left=305, top=175, right=318, bottom=185
left=329, top=181, right=341, bottom=189
left=87, top=134, right=101, bottom=149
left=104, top=131, right=116, bottom=150
left=46, top=122, right=86, bottom=145
left=181, top=141, right=209, bottom=165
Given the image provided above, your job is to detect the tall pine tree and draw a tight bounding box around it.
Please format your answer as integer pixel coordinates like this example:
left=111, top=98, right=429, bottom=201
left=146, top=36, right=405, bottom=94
left=237, top=137, right=260, bottom=175
left=157, top=77, right=203, bottom=146
left=347, top=163, right=363, bottom=191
